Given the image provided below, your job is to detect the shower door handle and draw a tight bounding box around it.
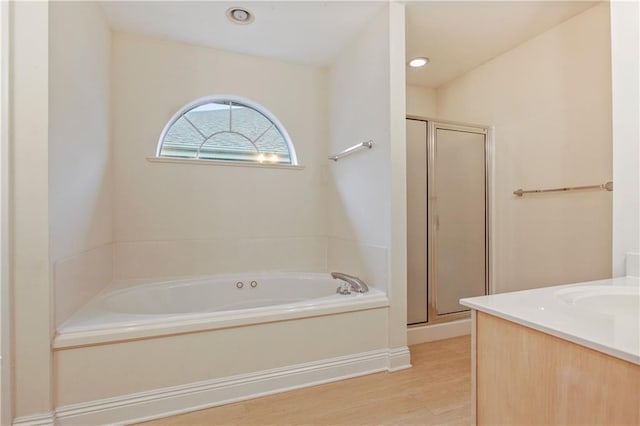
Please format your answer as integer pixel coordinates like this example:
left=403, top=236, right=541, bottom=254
left=434, top=214, right=439, bottom=231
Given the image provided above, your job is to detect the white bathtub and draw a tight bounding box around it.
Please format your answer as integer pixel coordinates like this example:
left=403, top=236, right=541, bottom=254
left=55, top=272, right=388, bottom=348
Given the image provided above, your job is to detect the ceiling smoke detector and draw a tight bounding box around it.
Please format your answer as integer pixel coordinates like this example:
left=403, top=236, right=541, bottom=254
left=226, top=7, right=254, bottom=25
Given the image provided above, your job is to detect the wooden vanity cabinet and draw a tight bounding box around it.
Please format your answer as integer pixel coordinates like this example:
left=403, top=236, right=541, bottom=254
left=470, top=311, right=640, bottom=425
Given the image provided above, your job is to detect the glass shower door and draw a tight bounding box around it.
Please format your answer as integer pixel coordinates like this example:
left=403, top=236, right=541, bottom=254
left=406, top=118, right=428, bottom=324
left=430, top=124, right=487, bottom=316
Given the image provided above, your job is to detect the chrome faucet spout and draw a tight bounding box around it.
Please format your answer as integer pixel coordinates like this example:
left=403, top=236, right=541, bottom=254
left=331, top=272, right=369, bottom=293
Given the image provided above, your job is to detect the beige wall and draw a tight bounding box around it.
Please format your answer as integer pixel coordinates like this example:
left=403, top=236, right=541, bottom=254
left=406, top=84, right=436, bottom=117
left=388, top=2, right=408, bottom=349
left=49, top=1, right=112, bottom=262
left=111, top=32, right=329, bottom=279
left=49, top=1, right=113, bottom=327
left=610, top=1, right=639, bottom=276
left=327, top=6, right=391, bottom=290
left=326, top=3, right=408, bottom=350
left=0, top=1, right=11, bottom=423
left=11, top=1, right=52, bottom=418
left=436, top=3, right=612, bottom=293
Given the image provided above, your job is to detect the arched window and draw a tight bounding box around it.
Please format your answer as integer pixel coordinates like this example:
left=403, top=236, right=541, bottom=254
left=157, top=95, right=297, bottom=165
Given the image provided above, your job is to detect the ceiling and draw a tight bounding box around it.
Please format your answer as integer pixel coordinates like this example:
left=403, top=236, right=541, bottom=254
left=406, top=1, right=599, bottom=88
left=99, top=1, right=600, bottom=89
left=98, top=1, right=387, bottom=66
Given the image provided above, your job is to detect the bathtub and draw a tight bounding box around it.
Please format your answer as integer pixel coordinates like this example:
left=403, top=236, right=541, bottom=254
left=52, top=272, right=401, bottom=424
left=55, top=272, right=388, bottom=348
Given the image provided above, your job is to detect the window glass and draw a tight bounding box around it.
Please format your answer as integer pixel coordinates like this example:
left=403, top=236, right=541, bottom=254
left=158, top=97, right=295, bottom=164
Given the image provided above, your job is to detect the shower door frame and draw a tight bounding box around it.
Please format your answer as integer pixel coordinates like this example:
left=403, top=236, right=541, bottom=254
left=427, top=119, right=494, bottom=323
left=0, top=1, right=10, bottom=423
left=407, top=116, right=495, bottom=325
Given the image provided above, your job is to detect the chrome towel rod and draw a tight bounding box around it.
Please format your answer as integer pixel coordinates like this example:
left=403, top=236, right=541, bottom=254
left=329, top=140, right=373, bottom=162
left=513, top=181, right=613, bottom=197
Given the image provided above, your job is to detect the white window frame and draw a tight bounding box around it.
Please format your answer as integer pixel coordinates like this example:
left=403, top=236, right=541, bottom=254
left=155, top=95, right=299, bottom=166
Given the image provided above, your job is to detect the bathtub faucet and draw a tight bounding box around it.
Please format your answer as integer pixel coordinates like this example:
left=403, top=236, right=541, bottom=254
left=331, top=272, right=369, bottom=294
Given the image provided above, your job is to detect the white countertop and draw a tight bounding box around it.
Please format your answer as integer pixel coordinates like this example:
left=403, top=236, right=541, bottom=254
left=460, top=276, right=640, bottom=365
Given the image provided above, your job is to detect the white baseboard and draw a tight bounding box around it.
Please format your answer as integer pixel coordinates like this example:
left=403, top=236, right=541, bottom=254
left=407, top=319, right=471, bottom=345
left=53, top=347, right=410, bottom=425
left=12, top=413, right=54, bottom=426
left=387, top=346, right=412, bottom=371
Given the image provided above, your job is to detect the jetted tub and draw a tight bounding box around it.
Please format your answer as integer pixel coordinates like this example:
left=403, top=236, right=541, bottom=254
left=55, top=272, right=388, bottom=348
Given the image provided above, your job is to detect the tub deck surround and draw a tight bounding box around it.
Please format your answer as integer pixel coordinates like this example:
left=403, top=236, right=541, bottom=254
left=51, top=271, right=401, bottom=423
left=52, top=306, right=401, bottom=424
left=461, top=275, right=640, bottom=364
left=55, top=272, right=389, bottom=348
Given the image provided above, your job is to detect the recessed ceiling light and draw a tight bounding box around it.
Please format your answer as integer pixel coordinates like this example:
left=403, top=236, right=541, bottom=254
left=226, top=7, right=254, bottom=25
left=408, top=57, right=430, bottom=68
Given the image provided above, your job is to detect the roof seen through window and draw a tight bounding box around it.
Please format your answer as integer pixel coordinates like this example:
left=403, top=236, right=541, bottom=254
left=158, top=98, right=295, bottom=164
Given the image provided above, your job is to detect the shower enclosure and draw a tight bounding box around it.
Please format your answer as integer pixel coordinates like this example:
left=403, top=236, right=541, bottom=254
left=407, top=117, right=491, bottom=325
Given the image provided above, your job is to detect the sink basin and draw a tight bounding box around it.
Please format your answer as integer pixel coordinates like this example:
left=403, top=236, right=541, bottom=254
left=556, top=285, right=640, bottom=317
